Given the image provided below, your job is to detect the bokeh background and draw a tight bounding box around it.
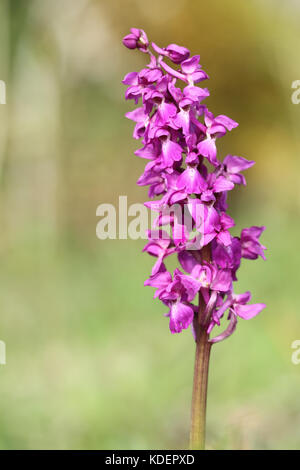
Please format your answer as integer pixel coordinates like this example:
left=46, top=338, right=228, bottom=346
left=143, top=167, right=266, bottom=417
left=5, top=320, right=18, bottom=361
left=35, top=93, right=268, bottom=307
left=0, top=0, right=299, bottom=450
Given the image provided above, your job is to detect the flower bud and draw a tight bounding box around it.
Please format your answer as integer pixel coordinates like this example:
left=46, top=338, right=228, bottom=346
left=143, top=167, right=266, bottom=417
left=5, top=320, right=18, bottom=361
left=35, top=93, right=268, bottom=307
left=122, top=28, right=149, bottom=52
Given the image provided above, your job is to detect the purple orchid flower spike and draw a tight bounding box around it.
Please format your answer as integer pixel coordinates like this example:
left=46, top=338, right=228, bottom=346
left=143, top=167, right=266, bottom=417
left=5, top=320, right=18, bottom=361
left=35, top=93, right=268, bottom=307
left=122, top=29, right=266, bottom=450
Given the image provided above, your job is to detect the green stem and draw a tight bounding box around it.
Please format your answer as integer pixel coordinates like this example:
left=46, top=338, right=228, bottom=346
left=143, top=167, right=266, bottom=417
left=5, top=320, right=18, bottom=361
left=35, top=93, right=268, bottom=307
left=190, top=244, right=212, bottom=450
left=189, top=327, right=211, bottom=450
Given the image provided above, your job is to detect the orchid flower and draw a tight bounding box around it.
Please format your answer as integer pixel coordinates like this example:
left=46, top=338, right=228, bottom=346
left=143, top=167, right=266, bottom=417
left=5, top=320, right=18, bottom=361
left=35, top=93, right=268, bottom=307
left=122, top=29, right=266, bottom=450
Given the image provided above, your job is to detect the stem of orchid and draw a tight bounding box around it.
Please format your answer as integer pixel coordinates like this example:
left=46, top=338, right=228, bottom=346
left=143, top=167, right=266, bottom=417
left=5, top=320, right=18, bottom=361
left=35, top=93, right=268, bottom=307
left=190, top=245, right=212, bottom=450
left=189, top=322, right=212, bottom=450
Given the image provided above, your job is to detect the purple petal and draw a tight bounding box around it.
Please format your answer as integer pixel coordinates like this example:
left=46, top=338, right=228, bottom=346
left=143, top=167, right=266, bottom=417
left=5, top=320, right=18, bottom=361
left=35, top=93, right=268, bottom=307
left=122, top=72, right=138, bottom=85
left=217, top=230, right=232, bottom=246
left=172, top=109, right=191, bottom=136
left=233, top=291, right=251, bottom=305
left=168, top=82, right=184, bottom=103
left=208, top=124, right=227, bottom=136
left=214, top=115, right=239, bottom=131
left=166, top=44, right=190, bottom=64
left=187, top=199, right=204, bottom=226
left=211, top=269, right=232, bottom=292
left=144, top=264, right=172, bottom=289
left=162, top=140, right=182, bottom=166
left=177, top=166, right=207, bottom=194
left=220, top=213, right=235, bottom=229
left=158, top=101, right=177, bottom=123
left=125, top=107, right=147, bottom=123
left=223, top=155, right=255, bottom=173
left=139, top=67, right=162, bottom=83
left=202, top=205, right=221, bottom=233
left=183, top=86, right=209, bottom=102
left=191, top=70, right=209, bottom=83
left=241, top=226, right=266, bottom=260
left=135, top=143, right=157, bottom=160
left=169, top=302, right=194, bottom=333
left=197, top=138, right=218, bottom=166
left=242, top=226, right=266, bottom=239
left=213, top=175, right=234, bottom=192
left=178, top=251, right=199, bottom=273
left=177, top=274, right=201, bottom=301
left=123, top=34, right=138, bottom=50
left=172, top=217, right=190, bottom=246
left=181, top=55, right=200, bottom=74
left=234, top=303, right=266, bottom=320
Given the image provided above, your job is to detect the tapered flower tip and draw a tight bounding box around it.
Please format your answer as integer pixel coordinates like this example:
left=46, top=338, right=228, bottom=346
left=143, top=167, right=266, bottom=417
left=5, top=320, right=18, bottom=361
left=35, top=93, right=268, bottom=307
left=242, top=226, right=266, bottom=239
left=223, top=155, right=255, bottom=173
left=122, top=28, right=149, bottom=51
left=233, top=291, right=252, bottom=304
left=214, top=115, right=239, bottom=131
left=234, top=302, right=266, bottom=320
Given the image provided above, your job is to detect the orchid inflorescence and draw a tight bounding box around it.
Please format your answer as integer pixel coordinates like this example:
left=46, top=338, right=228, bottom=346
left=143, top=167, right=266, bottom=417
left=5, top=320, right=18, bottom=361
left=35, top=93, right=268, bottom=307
left=122, top=28, right=266, bottom=343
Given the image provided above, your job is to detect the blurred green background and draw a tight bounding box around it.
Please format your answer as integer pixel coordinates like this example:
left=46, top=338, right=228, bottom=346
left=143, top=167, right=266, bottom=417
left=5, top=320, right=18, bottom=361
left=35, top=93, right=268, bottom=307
left=0, top=0, right=299, bottom=450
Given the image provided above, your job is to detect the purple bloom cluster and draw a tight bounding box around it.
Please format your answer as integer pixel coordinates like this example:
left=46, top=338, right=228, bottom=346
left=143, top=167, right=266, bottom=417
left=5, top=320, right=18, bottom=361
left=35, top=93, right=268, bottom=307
left=122, top=29, right=266, bottom=342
